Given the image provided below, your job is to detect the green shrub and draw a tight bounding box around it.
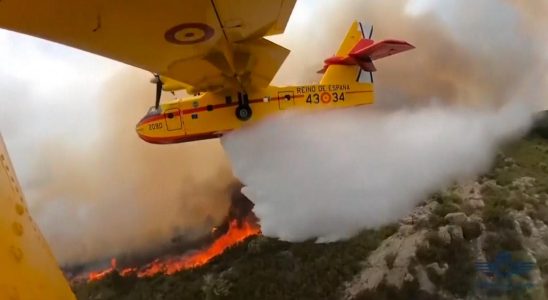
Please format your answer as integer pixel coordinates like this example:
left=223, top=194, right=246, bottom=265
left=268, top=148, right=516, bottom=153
left=415, top=232, right=475, bottom=297
left=482, top=230, right=524, bottom=261
left=462, top=221, right=482, bottom=240
left=529, top=206, right=548, bottom=224
left=518, top=220, right=532, bottom=237
left=384, top=253, right=397, bottom=269
left=433, top=202, right=460, bottom=218
left=538, top=257, right=548, bottom=274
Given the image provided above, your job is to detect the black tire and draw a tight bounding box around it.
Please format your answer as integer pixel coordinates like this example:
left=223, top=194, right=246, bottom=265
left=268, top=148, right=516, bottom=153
left=235, top=105, right=252, bottom=121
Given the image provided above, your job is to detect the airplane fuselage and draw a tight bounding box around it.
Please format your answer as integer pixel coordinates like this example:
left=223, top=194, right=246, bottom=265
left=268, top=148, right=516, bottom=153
left=136, top=82, right=374, bottom=144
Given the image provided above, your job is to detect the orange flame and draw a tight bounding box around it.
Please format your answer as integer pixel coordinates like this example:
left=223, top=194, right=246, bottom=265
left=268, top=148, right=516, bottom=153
left=88, top=258, right=117, bottom=281
left=88, top=219, right=260, bottom=281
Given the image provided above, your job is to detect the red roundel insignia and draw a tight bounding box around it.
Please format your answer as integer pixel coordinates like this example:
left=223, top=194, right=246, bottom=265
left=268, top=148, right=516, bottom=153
left=165, top=23, right=215, bottom=45
left=320, top=92, right=332, bottom=103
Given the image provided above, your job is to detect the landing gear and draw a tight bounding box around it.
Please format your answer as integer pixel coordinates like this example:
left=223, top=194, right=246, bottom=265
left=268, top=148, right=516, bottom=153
left=235, top=93, right=252, bottom=121
left=235, top=105, right=252, bottom=121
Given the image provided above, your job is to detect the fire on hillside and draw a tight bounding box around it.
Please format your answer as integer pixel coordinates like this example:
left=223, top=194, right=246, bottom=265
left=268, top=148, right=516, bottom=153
left=88, top=217, right=260, bottom=281
left=69, top=183, right=260, bottom=282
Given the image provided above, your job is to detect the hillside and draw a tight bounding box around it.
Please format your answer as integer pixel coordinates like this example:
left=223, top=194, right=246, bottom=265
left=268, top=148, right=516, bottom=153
left=72, top=112, right=548, bottom=300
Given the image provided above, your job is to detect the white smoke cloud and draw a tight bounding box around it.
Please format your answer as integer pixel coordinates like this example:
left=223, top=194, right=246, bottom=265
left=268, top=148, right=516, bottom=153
left=0, top=32, right=234, bottom=266
left=222, top=0, right=546, bottom=242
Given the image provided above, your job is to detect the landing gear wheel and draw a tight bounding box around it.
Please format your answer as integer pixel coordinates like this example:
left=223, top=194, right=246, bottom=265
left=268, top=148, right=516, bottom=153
left=235, top=105, right=252, bottom=121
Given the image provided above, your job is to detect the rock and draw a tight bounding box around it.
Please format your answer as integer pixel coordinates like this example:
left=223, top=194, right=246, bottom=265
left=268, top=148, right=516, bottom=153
left=399, top=225, right=415, bottom=236
left=426, top=201, right=439, bottom=212
left=444, top=212, right=468, bottom=226
left=455, top=182, right=486, bottom=214
left=512, top=177, right=536, bottom=191
left=469, top=215, right=484, bottom=224
left=415, top=215, right=430, bottom=228
left=403, top=272, right=414, bottom=282
left=425, top=262, right=448, bottom=276
left=434, top=224, right=466, bottom=243
left=400, top=215, right=414, bottom=225
left=438, top=226, right=451, bottom=244
left=447, top=225, right=464, bottom=241
left=344, top=230, right=426, bottom=299
left=414, top=265, right=436, bottom=293
left=503, top=157, right=516, bottom=166
left=468, top=199, right=485, bottom=209
left=518, top=219, right=533, bottom=237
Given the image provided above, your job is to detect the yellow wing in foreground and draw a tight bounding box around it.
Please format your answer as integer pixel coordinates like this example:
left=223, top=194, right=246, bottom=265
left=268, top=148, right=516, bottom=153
left=0, top=135, right=76, bottom=300
left=0, top=0, right=296, bottom=93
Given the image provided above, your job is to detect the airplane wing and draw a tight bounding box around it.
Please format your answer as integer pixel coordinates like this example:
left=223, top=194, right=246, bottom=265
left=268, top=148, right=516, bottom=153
left=0, top=134, right=76, bottom=299
left=0, top=0, right=296, bottom=93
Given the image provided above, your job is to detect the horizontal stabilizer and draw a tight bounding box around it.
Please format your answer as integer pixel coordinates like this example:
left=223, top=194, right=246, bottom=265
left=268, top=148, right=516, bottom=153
left=319, top=38, right=414, bottom=73
left=350, top=39, right=415, bottom=61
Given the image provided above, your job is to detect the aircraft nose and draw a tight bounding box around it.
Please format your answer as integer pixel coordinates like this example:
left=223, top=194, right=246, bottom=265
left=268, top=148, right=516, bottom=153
left=135, top=123, right=146, bottom=141
left=135, top=115, right=151, bottom=141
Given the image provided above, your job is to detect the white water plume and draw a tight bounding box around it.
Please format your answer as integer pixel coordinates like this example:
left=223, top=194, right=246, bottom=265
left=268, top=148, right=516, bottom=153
left=222, top=102, right=531, bottom=241
left=222, top=0, right=546, bottom=242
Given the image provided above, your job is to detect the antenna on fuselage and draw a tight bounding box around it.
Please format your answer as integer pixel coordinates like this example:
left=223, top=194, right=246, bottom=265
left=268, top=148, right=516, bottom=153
left=368, top=26, right=374, bottom=82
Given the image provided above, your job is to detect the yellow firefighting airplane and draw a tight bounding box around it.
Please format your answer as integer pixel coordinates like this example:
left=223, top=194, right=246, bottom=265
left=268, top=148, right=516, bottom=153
left=0, top=0, right=413, bottom=144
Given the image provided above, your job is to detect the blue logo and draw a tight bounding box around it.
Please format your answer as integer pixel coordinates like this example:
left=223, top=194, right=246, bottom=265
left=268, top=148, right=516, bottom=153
left=475, top=251, right=536, bottom=292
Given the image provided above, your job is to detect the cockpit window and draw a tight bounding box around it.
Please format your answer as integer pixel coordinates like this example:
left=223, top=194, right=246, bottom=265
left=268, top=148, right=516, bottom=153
left=145, top=106, right=161, bottom=117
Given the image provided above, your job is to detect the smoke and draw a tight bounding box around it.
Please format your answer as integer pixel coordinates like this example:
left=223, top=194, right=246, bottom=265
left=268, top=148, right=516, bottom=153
left=222, top=0, right=547, bottom=242
left=0, top=33, right=234, bottom=265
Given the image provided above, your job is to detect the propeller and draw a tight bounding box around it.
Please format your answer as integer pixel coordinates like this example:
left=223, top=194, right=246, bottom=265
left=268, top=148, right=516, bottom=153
left=368, top=25, right=374, bottom=83
left=151, top=73, right=163, bottom=109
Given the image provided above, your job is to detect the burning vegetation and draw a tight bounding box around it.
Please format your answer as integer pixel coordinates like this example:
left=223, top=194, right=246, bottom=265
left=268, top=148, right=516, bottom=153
left=87, top=218, right=260, bottom=281
left=70, top=183, right=260, bottom=282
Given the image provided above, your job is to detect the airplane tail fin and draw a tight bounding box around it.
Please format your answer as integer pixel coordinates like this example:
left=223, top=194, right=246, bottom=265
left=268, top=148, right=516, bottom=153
left=319, top=21, right=414, bottom=84
left=319, top=21, right=365, bottom=85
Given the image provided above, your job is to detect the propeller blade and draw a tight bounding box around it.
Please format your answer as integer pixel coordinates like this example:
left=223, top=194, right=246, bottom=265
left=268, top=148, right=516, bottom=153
left=154, top=74, right=163, bottom=109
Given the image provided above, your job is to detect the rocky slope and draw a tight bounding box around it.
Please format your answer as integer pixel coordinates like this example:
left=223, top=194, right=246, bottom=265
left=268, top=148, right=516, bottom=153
left=72, top=113, right=548, bottom=300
